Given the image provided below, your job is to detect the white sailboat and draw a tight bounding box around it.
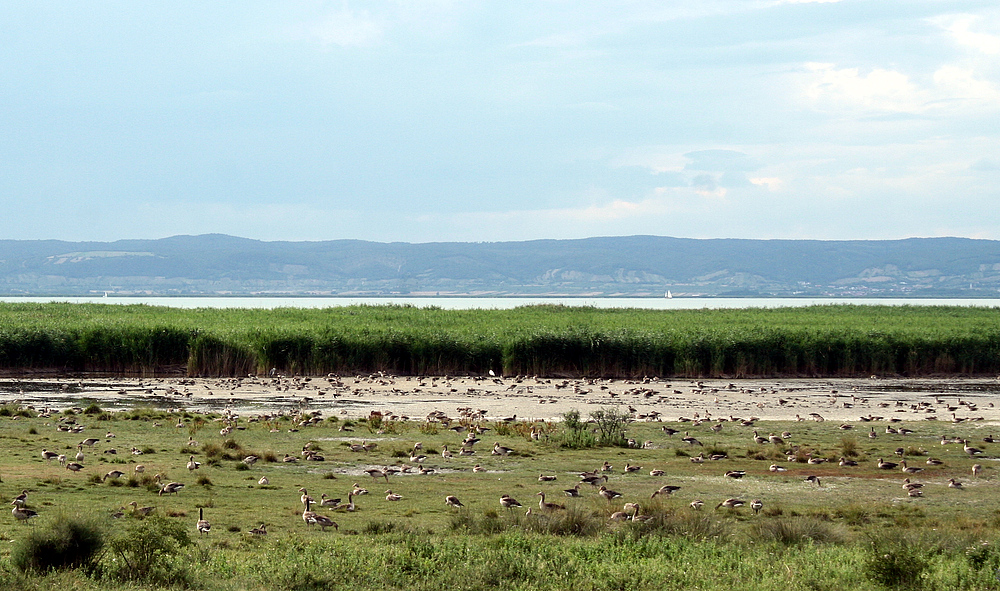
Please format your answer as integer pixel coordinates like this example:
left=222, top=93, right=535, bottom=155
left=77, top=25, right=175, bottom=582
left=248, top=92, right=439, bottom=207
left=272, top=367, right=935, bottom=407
left=665, top=290, right=672, bottom=299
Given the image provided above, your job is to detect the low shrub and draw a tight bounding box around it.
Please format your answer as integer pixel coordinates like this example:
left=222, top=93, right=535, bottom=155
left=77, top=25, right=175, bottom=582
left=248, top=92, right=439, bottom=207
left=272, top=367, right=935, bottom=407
left=11, top=515, right=104, bottom=572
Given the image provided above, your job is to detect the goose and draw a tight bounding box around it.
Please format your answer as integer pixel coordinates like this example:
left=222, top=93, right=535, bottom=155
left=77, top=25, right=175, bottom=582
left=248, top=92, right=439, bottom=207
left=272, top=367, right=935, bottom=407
left=838, top=457, right=858, bottom=467
left=418, top=465, right=435, bottom=475
left=715, top=498, right=745, bottom=510
left=472, top=464, right=485, bottom=473
left=877, top=458, right=899, bottom=470
left=500, top=495, right=523, bottom=510
left=804, top=475, right=822, bottom=486
left=869, top=427, right=877, bottom=439
left=725, top=470, right=746, bottom=479
left=689, top=453, right=705, bottom=464
left=963, top=440, right=984, bottom=456
left=445, top=495, right=464, bottom=508
left=538, top=474, right=557, bottom=482
left=298, top=488, right=314, bottom=506
left=65, top=461, right=84, bottom=472
left=196, top=508, right=211, bottom=535
left=410, top=454, right=428, bottom=463
left=319, top=494, right=340, bottom=507
left=80, top=438, right=100, bottom=447
left=972, top=464, right=983, bottom=478
left=689, top=499, right=705, bottom=510
left=598, top=486, right=623, bottom=502
left=440, top=445, right=453, bottom=459
left=769, top=464, right=787, bottom=472
left=907, top=488, right=923, bottom=498
left=580, top=475, right=608, bottom=486
left=128, top=501, right=155, bottom=516
left=12, top=505, right=38, bottom=523
left=900, top=461, right=923, bottom=475
left=159, top=482, right=185, bottom=496
left=133, top=464, right=145, bottom=475
left=258, top=476, right=269, bottom=485
left=806, top=456, right=826, bottom=465
left=365, top=468, right=389, bottom=483
left=925, top=458, right=944, bottom=466
left=281, top=454, right=298, bottom=463
left=75, top=445, right=85, bottom=462
left=609, top=508, right=630, bottom=521
left=492, top=442, right=513, bottom=456
left=651, top=485, right=681, bottom=498
left=623, top=463, right=641, bottom=473
left=630, top=506, right=653, bottom=523
left=249, top=523, right=268, bottom=536
left=385, top=490, right=403, bottom=501
left=332, top=492, right=356, bottom=512
left=302, top=499, right=338, bottom=531
left=768, top=433, right=784, bottom=445
left=242, top=455, right=259, bottom=466
left=752, top=431, right=768, bottom=445
left=41, top=449, right=59, bottom=461
left=536, top=492, right=565, bottom=511
left=58, top=454, right=67, bottom=466
left=649, top=469, right=665, bottom=477
left=901, top=478, right=923, bottom=491
left=351, top=483, right=369, bottom=496
left=187, top=456, right=201, bottom=471
left=681, top=434, right=703, bottom=447
left=563, top=484, right=582, bottom=497
left=103, top=470, right=126, bottom=482
left=750, top=499, right=763, bottom=515
left=948, top=478, right=963, bottom=489
left=10, top=490, right=28, bottom=507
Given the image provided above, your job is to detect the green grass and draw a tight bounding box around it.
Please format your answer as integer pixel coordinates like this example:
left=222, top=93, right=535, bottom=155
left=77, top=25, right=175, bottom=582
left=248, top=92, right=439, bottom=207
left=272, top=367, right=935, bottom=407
left=3, top=402, right=1000, bottom=589
left=1, top=303, right=1000, bottom=377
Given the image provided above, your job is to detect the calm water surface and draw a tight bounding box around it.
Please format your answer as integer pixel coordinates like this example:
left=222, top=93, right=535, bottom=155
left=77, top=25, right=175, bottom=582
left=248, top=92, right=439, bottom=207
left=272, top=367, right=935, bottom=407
left=2, top=296, right=999, bottom=310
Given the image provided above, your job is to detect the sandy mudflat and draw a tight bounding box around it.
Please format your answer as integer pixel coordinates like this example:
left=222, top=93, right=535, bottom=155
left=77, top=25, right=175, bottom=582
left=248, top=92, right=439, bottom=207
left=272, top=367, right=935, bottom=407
left=2, top=374, right=1000, bottom=425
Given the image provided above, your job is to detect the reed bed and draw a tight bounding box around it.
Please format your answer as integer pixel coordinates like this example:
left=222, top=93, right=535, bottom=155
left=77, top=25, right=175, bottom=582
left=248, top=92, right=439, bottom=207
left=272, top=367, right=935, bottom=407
left=1, top=303, right=999, bottom=377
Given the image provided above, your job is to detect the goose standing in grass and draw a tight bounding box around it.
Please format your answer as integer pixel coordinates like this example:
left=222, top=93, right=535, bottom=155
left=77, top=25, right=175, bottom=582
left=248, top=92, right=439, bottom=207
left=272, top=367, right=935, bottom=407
left=103, top=470, right=126, bottom=482
left=159, top=482, right=185, bottom=496
left=197, top=508, right=211, bottom=535
left=12, top=505, right=38, bottom=523
left=563, top=484, right=582, bottom=497
left=972, top=464, right=983, bottom=478
left=750, top=499, right=763, bottom=515
left=302, top=499, right=338, bottom=531
left=41, top=449, right=59, bottom=461
left=715, top=498, right=745, bottom=510
left=500, top=495, right=522, bottom=510
left=964, top=440, right=984, bottom=456
left=689, top=499, right=705, bottom=510
left=651, top=485, right=681, bottom=499
left=65, top=461, right=84, bottom=472
left=365, top=468, right=389, bottom=483
left=445, top=495, right=464, bottom=508
left=805, top=475, right=822, bottom=487
left=536, top=492, right=565, bottom=511
left=75, top=445, right=85, bottom=463
left=80, top=438, right=100, bottom=447
left=319, top=494, right=340, bottom=508
left=187, top=456, right=201, bottom=471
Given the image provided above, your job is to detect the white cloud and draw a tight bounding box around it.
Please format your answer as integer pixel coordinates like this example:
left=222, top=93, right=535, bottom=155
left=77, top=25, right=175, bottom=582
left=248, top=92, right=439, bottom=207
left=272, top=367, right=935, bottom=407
left=937, top=14, right=1000, bottom=55
left=803, top=62, right=924, bottom=112
left=749, top=177, right=783, bottom=190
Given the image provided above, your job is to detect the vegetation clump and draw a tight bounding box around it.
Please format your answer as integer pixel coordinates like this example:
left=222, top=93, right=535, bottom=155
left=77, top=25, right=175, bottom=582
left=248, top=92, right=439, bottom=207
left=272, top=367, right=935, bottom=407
left=11, top=516, right=104, bottom=573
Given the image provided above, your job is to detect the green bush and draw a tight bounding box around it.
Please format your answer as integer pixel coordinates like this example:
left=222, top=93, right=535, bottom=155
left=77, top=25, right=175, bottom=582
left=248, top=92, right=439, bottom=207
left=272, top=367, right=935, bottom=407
left=103, top=515, right=192, bottom=585
left=10, top=515, right=104, bottom=572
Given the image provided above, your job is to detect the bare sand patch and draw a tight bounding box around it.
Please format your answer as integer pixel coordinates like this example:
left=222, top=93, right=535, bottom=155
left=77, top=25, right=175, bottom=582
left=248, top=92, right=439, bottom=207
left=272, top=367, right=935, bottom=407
left=2, top=374, right=999, bottom=425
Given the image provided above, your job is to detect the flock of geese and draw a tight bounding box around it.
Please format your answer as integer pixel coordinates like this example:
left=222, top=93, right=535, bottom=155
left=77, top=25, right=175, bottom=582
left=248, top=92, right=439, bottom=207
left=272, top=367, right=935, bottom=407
left=8, top=387, right=996, bottom=534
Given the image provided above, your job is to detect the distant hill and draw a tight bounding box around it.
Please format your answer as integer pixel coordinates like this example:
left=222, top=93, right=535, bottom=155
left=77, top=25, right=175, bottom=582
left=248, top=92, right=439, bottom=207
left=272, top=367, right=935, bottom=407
left=2, top=234, right=1000, bottom=297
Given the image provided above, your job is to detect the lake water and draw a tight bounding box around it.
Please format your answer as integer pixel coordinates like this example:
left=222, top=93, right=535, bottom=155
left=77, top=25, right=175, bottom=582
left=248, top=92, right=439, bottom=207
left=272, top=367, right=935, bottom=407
left=2, top=296, right=1000, bottom=310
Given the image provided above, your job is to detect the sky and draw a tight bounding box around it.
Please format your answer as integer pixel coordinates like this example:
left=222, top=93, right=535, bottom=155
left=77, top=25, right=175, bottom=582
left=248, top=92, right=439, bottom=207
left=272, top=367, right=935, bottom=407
left=1, top=0, right=998, bottom=244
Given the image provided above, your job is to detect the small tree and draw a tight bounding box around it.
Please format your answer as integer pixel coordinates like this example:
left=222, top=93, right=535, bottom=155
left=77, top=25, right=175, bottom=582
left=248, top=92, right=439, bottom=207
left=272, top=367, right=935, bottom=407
left=589, top=407, right=630, bottom=447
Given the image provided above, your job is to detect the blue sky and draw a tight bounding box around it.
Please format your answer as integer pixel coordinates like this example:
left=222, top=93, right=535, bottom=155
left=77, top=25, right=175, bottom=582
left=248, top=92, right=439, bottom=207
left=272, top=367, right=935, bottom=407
left=1, top=1, right=998, bottom=243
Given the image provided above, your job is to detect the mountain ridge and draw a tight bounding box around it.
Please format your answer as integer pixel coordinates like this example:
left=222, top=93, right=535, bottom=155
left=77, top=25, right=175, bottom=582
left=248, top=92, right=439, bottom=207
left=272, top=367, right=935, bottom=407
left=2, top=234, right=999, bottom=297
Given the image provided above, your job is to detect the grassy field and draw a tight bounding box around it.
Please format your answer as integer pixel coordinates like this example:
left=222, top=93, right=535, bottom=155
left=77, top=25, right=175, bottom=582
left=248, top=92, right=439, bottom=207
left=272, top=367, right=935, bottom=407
left=2, top=302, right=1000, bottom=377
left=3, top=402, right=1000, bottom=590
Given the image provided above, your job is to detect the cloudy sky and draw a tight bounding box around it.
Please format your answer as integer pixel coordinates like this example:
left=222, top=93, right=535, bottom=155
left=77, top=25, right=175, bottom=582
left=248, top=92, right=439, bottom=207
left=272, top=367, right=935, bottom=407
left=1, top=1, right=998, bottom=244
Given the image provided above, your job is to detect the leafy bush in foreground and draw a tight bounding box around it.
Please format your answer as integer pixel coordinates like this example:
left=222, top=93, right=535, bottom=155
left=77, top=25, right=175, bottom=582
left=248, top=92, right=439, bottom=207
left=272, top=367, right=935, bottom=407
left=11, top=516, right=104, bottom=573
